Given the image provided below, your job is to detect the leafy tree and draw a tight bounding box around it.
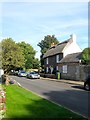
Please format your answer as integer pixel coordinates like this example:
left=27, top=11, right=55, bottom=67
left=82, top=47, right=90, bottom=64
left=17, top=42, right=39, bottom=69
left=33, top=58, right=40, bottom=69
left=37, top=35, right=59, bottom=54
left=37, top=35, right=59, bottom=68
left=1, top=38, right=25, bottom=73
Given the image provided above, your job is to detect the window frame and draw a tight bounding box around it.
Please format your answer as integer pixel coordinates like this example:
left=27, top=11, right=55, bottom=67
left=62, top=65, right=67, bottom=73
left=56, top=55, right=59, bottom=63
left=46, top=58, right=48, bottom=64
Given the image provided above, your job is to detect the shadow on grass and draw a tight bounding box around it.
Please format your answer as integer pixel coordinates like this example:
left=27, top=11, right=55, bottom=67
left=5, top=85, right=89, bottom=120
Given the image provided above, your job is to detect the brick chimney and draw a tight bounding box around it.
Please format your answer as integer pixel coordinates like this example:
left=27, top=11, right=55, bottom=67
left=51, top=42, right=55, bottom=47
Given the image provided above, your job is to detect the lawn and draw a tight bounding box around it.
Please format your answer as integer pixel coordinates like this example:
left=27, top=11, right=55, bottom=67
left=5, top=85, right=84, bottom=119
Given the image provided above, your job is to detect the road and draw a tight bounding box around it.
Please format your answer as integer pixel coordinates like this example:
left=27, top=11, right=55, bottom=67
left=10, top=75, right=89, bottom=119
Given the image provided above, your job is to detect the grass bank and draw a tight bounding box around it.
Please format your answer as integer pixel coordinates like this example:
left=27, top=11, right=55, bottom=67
left=6, top=85, right=84, bottom=119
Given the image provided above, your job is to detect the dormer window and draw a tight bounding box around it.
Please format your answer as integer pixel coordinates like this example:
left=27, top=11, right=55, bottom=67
left=46, top=58, right=48, bottom=64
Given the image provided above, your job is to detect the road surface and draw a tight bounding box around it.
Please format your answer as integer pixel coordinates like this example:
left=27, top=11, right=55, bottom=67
left=10, top=75, right=89, bottom=119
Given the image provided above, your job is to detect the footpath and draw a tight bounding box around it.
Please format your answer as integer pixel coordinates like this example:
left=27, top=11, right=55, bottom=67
left=40, top=77, right=84, bottom=86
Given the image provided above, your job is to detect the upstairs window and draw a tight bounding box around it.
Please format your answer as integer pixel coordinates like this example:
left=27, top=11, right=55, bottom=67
left=56, top=55, right=59, bottom=63
left=46, top=58, right=48, bottom=64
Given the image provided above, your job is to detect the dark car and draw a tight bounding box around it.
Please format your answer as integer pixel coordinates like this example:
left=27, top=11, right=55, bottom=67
left=84, top=74, right=90, bottom=91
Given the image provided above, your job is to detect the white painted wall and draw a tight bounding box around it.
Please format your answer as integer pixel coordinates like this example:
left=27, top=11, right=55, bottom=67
left=63, top=42, right=82, bottom=57
left=62, top=34, right=82, bottom=57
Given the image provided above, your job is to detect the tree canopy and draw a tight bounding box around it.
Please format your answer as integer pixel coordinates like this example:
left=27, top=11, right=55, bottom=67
left=37, top=35, right=59, bottom=68
left=1, top=38, right=25, bottom=73
left=1, top=38, right=40, bottom=73
left=82, top=47, right=90, bottom=64
left=37, top=35, right=59, bottom=54
left=17, top=41, right=40, bottom=69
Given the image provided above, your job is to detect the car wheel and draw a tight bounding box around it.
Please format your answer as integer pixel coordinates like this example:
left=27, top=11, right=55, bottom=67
left=84, top=84, right=90, bottom=91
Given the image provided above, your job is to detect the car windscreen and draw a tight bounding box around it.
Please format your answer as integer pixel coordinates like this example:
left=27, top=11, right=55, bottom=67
left=30, top=72, right=36, bottom=74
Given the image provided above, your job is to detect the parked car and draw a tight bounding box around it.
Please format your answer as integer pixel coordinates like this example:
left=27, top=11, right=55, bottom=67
left=18, top=70, right=27, bottom=77
left=84, top=74, right=90, bottom=91
left=14, top=71, right=19, bottom=76
left=27, top=72, right=40, bottom=79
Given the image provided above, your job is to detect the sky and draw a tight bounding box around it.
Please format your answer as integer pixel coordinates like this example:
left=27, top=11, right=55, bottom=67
left=0, top=2, right=88, bottom=59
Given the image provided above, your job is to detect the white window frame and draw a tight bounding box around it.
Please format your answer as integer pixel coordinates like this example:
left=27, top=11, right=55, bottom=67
left=46, top=58, right=48, bottom=64
left=56, top=66, right=58, bottom=71
left=56, top=55, right=59, bottom=63
left=62, top=65, right=67, bottom=73
left=46, top=67, right=49, bottom=73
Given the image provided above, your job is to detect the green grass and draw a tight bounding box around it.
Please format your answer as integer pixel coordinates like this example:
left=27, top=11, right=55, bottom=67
left=5, top=85, right=84, bottom=119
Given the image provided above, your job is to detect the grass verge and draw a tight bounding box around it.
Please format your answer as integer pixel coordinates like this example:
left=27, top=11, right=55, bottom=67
left=5, top=85, right=85, bottom=119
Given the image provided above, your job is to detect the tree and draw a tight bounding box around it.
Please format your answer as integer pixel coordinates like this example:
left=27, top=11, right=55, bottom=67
left=33, top=58, right=40, bottom=69
left=17, top=41, right=39, bottom=69
left=37, top=35, right=59, bottom=68
left=1, top=38, right=25, bottom=73
left=82, top=47, right=90, bottom=64
left=37, top=35, right=59, bottom=54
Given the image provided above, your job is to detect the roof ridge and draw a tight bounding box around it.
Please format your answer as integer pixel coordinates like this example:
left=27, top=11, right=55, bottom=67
left=57, top=39, right=70, bottom=46
left=49, top=38, right=70, bottom=50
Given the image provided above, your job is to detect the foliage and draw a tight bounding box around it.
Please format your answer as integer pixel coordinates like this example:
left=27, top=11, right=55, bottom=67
left=33, top=58, right=40, bottom=69
left=17, top=41, right=40, bottom=69
left=1, top=38, right=40, bottom=73
left=37, top=35, right=59, bottom=54
left=82, top=47, right=90, bottom=64
left=6, top=85, right=83, bottom=119
left=37, top=35, right=59, bottom=68
left=1, top=38, right=25, bottom=73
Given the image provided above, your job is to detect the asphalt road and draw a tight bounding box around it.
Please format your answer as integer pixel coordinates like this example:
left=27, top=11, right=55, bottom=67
left=10, top=75, right=89, bottom=119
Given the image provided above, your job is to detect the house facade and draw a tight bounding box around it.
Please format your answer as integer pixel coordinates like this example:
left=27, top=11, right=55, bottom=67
left=58, top=52, right=82, bottom=80
left=43, top=34, right=82, bottom=76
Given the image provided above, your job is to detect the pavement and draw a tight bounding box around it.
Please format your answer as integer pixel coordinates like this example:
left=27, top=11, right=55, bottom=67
left=40, top=77, right=84, bottom=86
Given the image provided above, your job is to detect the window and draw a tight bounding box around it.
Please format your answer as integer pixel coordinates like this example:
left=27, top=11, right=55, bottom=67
left=46, top=58, right=48, bottom=64
left=63, top=65, right=67, bottom=73
left=46, top=67, right=49, bottom=73
left=56, top=55, right=59, bottom=63
left=56, top=66, right=58, bottom=70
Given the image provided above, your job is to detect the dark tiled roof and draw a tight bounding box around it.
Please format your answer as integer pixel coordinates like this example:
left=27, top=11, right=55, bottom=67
left=59, top=52, right=82, bottom=63
left=43, top=39, right=70, bottom=58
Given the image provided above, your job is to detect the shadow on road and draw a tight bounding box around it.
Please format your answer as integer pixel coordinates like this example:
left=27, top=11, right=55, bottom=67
left=42, top=89, right=89, bottom=120
left=71, top=85, right=85, bottom=90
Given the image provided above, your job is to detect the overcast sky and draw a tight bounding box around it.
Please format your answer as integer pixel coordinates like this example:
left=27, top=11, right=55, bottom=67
left=0, top=2, right=88, bottom=59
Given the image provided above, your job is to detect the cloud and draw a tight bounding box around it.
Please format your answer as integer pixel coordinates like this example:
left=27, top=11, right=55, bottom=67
left=1, top=2, right=88, bottom=59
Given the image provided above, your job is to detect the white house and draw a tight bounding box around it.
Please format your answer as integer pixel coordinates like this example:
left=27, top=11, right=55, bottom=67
left=62, top=34, right=82, bottom=57
left=43, top=34, right=82, bottom=74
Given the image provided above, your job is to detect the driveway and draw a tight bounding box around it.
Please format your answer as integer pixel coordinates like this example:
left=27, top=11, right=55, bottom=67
left=10, top=75, right=89, bottom=119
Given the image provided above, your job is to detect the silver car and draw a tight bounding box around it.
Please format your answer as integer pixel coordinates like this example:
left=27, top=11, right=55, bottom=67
left=18, top=70, right=27, bottom=77
left=27, top=72, right=40, bottom=79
